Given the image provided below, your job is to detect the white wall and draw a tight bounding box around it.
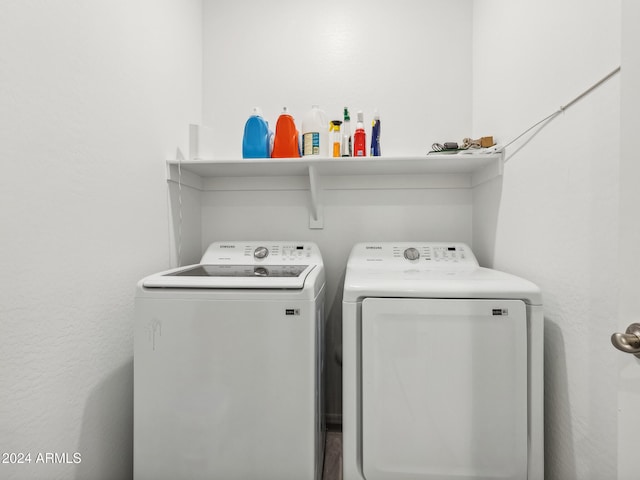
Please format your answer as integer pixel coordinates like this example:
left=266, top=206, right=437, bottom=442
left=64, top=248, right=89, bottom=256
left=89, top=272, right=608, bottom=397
left=618, top=2, right=640, bottom=478
left=202, top=0, right=475, bottom=421
left=472, top=1, right=621, bottom=478
left=0, top=2, right=202, bottom=479
left=204, top=0, right=473, bottom=158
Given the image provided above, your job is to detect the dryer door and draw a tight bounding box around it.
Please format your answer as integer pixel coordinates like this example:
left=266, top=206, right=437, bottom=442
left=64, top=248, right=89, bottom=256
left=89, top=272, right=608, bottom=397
left=361, top=298, right=528, bottom=480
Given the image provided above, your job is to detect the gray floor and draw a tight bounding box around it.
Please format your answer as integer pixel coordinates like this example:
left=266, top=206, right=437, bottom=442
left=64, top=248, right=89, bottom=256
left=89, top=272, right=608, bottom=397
left=322, top=430, right=343, bottom=480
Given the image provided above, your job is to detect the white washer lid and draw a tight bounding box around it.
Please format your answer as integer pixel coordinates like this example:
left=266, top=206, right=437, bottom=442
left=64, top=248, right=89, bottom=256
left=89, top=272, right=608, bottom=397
left=142, top=264, right=317, bottom=289
left=141, top=241, right=324, bottom=289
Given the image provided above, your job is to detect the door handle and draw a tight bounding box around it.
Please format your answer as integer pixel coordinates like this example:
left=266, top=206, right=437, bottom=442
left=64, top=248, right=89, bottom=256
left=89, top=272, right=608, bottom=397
left=611, top=323, right=640, bottom=358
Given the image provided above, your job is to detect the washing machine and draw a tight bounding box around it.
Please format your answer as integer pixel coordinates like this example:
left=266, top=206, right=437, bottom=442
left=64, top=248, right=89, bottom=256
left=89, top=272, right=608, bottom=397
left=342, top=242, right=543, bottom=480
left=134, top=241, right=326, bottom=480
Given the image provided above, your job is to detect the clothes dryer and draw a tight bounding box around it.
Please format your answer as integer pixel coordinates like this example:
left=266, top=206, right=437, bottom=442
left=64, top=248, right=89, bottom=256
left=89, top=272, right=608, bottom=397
left=342, top=242, right=543, bottom=480
left=134, top=241, right=325, bottom=480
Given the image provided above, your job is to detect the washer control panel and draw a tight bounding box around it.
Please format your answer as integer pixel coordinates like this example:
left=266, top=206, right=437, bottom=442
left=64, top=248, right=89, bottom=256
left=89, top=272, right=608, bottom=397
left=350, top=242, right=478, bottom=267
left=201, top=241, right=322, bottom=265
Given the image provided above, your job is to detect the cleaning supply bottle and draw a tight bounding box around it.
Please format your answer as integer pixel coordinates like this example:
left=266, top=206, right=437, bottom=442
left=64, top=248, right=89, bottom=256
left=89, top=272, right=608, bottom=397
left=242, top=107, right=272, bottom=158
left=271, top=107, right=301, bottom=158
left=302, top=105, right=329, bottom=156
left=353, top=110, right=366, bottom=157
left=370, top=109, right=381, bottom=156
left=341, top=107, right=351, bottom=157
left=330, top=120, right=342, bottom=157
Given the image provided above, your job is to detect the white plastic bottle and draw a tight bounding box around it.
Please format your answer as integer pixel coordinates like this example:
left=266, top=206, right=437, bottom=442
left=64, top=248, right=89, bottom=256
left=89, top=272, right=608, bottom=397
left=342, top=107, right=351, bottom=157
left=301, top=105, right=329, bottom=157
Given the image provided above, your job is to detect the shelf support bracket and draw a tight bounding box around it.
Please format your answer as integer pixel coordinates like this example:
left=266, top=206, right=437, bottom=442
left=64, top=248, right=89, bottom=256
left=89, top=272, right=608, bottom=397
left=308, top=165, right=324, bottom=229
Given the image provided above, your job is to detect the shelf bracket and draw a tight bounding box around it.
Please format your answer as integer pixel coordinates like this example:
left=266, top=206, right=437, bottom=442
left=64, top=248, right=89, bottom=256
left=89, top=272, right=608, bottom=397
left=308, top=165, right=324, bottom=229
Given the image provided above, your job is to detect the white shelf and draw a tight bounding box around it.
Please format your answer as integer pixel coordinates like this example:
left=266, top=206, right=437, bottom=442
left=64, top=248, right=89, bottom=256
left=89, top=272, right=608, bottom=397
left=166, top=152, right=504, bottom=229
left=167, top=152, right=503, bottom=186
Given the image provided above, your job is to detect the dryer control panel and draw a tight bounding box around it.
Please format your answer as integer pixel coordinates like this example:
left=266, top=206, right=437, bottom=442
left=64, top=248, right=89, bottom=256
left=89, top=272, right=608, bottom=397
left=349, top=242, right=479, bottom=267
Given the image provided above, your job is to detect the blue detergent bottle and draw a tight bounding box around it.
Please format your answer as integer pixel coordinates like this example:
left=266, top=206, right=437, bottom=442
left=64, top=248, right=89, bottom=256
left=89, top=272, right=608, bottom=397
left=242, top=107, right=272, bottom=158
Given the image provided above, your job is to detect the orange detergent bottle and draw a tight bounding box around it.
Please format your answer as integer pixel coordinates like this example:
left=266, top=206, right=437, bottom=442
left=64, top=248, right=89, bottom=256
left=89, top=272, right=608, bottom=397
left=271, top=107, right=301, bottom=158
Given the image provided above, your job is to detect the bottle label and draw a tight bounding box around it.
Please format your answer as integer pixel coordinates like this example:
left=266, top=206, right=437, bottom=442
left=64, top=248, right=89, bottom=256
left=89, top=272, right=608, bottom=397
left=333, top=142, right=341, bottom=157
left=303, top=132, right=320, bottom=155
left=354, top=130, right=366, bottom=157
left=342, top=136, right=351, bottom=157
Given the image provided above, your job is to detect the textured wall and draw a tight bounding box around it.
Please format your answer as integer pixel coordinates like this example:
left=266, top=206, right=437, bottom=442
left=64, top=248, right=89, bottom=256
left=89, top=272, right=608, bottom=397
left=0, top=2, right=202, bottom=479
left=472, top=0, right=621, bottom=478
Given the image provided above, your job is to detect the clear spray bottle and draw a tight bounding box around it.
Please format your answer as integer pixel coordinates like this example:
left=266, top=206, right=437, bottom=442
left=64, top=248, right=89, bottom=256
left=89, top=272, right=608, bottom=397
left=342, top=107, right=351, bottom=157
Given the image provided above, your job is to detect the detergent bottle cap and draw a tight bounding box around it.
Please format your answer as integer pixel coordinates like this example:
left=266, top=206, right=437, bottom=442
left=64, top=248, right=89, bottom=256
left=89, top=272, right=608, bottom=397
left=373, top=108, right=380, bottom=120
left=356, top=110, right=364, bottom=129
left=343, top=107, right=350, bottom=122
left=252, top=107, right=263, bottom=117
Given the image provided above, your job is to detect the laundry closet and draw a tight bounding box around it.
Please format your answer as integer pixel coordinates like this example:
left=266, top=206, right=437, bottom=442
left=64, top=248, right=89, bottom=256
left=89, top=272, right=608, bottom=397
left=168, top=1, right=497, bottom=425
left=163, top=2, right=622, bottom=478
left=0, top=1, right=625, bottom=479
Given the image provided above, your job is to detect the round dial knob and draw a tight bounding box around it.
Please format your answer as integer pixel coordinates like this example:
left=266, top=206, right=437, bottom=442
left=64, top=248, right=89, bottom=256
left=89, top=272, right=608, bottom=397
left=254, top=246, right=269, bottom=259
left=404, top=247, right=420, bottom=261
left=254, top=267, right=269, bottom=277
